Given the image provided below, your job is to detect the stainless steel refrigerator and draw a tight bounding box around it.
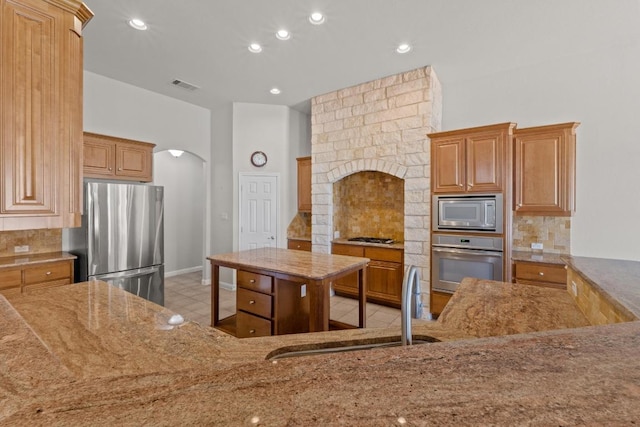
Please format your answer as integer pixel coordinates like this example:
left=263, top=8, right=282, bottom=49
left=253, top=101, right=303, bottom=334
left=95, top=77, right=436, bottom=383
left=64, top=181, right=164, bottom=305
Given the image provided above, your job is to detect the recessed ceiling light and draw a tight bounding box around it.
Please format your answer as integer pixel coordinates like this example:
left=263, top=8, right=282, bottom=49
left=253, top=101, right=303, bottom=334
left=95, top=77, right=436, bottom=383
left=248, top=43, right=263, bottom=53
left=270, top=88, right=281, bottom=95
left=396, top=43, right=412, bottom=54
left=128, top=18, right=147, bottom=31
left=309, top=12, right=325, bottom=25
left=276, top=29, right=291, bottom=40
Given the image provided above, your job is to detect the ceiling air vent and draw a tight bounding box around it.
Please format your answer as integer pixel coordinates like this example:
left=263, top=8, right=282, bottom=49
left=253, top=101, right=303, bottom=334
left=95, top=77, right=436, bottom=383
left=171, top=79, right=200, bottom=91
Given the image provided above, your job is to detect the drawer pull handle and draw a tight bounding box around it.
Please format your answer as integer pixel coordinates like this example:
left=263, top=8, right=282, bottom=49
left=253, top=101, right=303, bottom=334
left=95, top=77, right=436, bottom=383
left=249, top=329, right=256, bottom=334
left=539, top=272, right=544, bottom=276
left=46, top=271, right=52, bottom=275
left=249, top=279, right=256, bottom=283
left=249, top=300, right=256, bottom=304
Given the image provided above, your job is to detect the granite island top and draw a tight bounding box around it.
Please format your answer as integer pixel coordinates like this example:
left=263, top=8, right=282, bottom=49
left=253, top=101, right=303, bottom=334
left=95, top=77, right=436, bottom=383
left=207, top=247, right=369, bottom=280
left=2, top=256, right=640, bottom=425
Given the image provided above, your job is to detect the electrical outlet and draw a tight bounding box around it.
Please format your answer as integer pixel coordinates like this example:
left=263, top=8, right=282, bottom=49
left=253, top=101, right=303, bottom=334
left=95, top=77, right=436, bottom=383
left=14, top=245, right=29, bottom=253
left=300, top=284, right=307, bottom=298
left=334, top=230, right=340, bottom=239
left=531, top=242, right=543, bottom=250
left=571, top=280, right=578, bottom=296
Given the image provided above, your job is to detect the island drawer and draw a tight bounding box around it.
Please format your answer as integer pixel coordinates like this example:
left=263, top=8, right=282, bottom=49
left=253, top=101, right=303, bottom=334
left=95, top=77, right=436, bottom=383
left=23, top=261, right=72, bottom=285
left=236, top=311, right=272, bottom=338
left=237, top=288, right=272, bottom=318
left=0, top=268, right=22, bottom=290
left=237, top=270, right=273, bottom=293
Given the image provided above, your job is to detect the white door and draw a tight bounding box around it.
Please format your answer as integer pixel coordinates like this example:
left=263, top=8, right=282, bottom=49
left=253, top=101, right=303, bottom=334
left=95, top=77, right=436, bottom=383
left=239, top=174, right=278, bottom=250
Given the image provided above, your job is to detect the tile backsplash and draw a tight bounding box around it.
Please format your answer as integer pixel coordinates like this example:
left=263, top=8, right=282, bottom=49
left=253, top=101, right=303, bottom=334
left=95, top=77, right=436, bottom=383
left=287, top=213, right=312, bottom=239
left=333, top=171, right=404, bottom=241
left=0, top=229, right=62, bottom=257
left=512, top=216, right=570, bottom=253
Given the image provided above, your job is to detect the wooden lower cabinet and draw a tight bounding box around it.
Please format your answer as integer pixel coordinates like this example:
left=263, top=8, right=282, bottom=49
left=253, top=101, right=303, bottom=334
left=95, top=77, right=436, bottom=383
left=430, top=291, right=452, bottom=317
left=0, top=259, right=74, bottom=296
left=287, top=239, right=312, bottom=252
left=331, top=243, right=403, bottom=308
left=513, top=261, right=567, bottom=290
left=234, top=270, right=310, bottom=338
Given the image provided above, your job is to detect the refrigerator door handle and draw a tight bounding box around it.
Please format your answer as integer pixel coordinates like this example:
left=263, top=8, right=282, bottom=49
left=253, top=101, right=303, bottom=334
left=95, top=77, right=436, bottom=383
left=91, top=266, right=161, bottom=281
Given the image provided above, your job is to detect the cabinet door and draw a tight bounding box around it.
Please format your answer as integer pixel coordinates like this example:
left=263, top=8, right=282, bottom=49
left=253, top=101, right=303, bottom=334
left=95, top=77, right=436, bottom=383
left=431, top=137, right=465, bottom=193
left=430, top=290, right=452, bottom=317
left=1, top=0, right=61, bottom=221
left=514, top=123, right=578, bottom=216
left=466, top=133, right=504, bottom=193
left=331, top=244, right=363, bottom=296
left=116, top=143, right=153, bottom=182
left=0, top=268, right=22, bottom=292
left=297, top=157, right=312, bottom=212
left=367, top=260, right=403, bottom=307
left=83, top=137, right=115, bottom=178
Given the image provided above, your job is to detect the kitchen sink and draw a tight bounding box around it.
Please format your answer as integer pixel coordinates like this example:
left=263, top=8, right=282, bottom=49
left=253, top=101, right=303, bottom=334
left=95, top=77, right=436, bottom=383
left=266, top=335, right=439, bottom=360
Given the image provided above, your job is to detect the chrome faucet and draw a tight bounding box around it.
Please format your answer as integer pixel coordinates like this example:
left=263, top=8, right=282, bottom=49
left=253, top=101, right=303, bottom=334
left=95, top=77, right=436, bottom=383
left=401, top=265, right=423, bottom=346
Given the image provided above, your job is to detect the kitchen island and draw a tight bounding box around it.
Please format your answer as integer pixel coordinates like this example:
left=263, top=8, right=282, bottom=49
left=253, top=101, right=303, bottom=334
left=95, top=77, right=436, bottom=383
left=2, top=256, right=640, bottom=425
left=208, top=248, right=369, bottom=336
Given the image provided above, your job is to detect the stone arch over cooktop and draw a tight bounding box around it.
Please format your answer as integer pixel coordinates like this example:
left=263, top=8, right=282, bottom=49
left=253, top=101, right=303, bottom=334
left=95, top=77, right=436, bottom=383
left=326, top=159, right=408, bottom=183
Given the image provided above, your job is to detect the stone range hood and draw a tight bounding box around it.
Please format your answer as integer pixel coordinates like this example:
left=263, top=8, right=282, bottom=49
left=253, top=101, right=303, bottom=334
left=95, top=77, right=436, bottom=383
left=310, top=66, right=443, bottom=293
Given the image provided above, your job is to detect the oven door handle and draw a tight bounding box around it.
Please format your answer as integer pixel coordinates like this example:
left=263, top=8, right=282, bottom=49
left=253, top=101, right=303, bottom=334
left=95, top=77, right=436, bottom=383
left=432, top=247, right=503, bottom=257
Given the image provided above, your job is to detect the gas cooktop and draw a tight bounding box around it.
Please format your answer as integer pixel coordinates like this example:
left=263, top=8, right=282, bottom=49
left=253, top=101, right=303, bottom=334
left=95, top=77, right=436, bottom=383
left=347, top=237, right=395, bottom=244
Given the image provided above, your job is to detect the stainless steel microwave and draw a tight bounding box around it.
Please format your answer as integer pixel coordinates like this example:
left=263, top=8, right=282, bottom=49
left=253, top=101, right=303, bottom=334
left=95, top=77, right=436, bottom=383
left=432, top=193, right=503, bottom=233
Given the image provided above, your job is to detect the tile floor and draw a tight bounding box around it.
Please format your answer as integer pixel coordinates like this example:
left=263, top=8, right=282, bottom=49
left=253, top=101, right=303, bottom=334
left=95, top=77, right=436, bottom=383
left=164, top=271, right=404, bottom=329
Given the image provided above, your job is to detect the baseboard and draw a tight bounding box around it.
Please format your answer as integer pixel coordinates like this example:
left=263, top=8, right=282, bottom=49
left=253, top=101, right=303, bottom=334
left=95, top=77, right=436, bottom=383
left=200, top=277, right=236, bottom=291
left=164, top=266, right=203, bottom=278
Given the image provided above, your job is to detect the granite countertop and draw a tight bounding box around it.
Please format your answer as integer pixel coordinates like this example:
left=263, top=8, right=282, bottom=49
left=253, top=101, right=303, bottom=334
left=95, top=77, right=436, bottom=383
left=207, top=247, right=369, bottom=280
left=287, top=236, right=311, bottom=241
left=511, top=250, right=566, bottom=265
left=0, top=251, right=76, bottom=269
left=2, top=257, right=640, bottom=424
left=332, top=238, right=405, bottom=250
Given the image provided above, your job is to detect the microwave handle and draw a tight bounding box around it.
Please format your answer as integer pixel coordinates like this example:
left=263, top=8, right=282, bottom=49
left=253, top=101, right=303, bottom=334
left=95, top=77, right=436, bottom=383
left=485, top=203, right=496, bottom=227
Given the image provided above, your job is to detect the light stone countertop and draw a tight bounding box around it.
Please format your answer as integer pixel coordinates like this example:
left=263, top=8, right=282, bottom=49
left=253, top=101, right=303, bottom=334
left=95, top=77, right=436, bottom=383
left=1, top=256, right=640, bottom=425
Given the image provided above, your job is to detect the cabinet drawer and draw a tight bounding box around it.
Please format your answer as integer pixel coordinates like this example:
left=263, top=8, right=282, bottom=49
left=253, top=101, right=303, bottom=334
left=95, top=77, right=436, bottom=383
left=0, top=268, right=22, bottom=290
left=364, top=247, right=402, bottom=263
left=237, top=270, right=273, bottom=293
left=331, top=243, right=364, bottom=257
left=236, top=311, right=272, bottom=338
left=237, top=288, right=272, bottom=318
left=515, top=262, right=566, bottom=284
left=287, top=239, right=312, bottom=251
left=24, top=262, right=72, bottom=285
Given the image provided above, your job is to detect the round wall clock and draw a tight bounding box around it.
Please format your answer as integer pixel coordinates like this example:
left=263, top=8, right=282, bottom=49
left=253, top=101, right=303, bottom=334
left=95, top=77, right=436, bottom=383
left=250, top=151, right=267, bottom=167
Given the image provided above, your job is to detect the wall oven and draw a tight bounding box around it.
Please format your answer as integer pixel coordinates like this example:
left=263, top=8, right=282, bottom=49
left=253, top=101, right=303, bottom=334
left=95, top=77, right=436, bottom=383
left=431, top=233, right=503, bottom=294
left=432, top=193, right=503, bottom=233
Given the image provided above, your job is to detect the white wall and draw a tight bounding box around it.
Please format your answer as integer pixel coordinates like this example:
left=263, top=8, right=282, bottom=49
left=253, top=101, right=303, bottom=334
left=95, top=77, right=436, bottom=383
left=441, top=40, right=640, bottom=261
left=231, top=103, right=310, bottom=250
left=84, top=71, right=213, bottom=277
left=153, top=151, right=205, bottom=275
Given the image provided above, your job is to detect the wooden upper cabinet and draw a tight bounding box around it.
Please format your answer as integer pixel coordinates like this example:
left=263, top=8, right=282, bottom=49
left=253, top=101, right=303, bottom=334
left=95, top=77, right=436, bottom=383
left=297, top=156, right=312, bottom=212
left=431, top=137, right=465, bottom=193
left=514, top=122, right=579, bottom=216
left=429, top=123, right=515, bottom=194
left=0, top=0, right=92, bottom=231
left=83, top=132, right=155, bottom=182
